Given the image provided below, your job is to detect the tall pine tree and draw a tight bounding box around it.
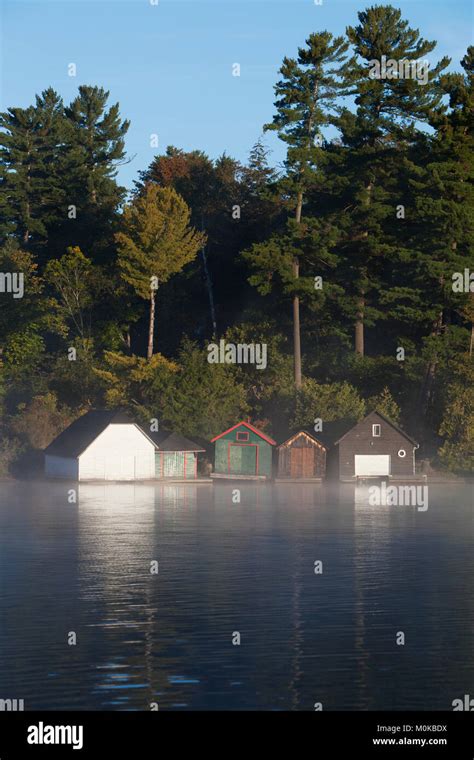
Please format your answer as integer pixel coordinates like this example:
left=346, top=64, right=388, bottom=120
left=261, top=31, right=350, bottom=387
left=335, top=4, right=450, bottom=356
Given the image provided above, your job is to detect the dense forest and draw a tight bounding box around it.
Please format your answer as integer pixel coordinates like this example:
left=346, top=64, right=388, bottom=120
left=0, top=5, right=472, bottom=476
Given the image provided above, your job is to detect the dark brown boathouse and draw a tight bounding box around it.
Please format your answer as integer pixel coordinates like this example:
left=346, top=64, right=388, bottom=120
left=330, top=411, right=419, bottom=481
left=276, top=430, right=327, bottom=481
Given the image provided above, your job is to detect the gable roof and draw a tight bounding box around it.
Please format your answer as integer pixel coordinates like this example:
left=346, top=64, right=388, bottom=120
left=278, top=429, right=328, bottom=450
left=210, top=420, right=276, bottom=445
left=44, top=410, right=155, bottom=458
left=315, top=419, right=355, bottom=448
left=148, top=430, right=205, bottom=452
left=335, top=410, right=419, bottom=447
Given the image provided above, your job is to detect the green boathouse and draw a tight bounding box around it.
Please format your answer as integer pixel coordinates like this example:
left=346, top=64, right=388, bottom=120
left=151, top=431, right=205, bottom=479
left=211, top=421, right=275, bottom=479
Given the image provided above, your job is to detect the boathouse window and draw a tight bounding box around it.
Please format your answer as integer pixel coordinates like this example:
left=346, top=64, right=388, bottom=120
left=372, top=424, right=381, bottom=437
left=398, top=449, right=406, bottom=458
left=236, top=431, right=249, bottom=442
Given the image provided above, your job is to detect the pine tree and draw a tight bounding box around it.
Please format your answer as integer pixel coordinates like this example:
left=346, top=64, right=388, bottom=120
left=399, top=46, right=474, bottom=416
left=116, top=183, right=207, bottom=359
left=60, top=86, right=130, bottom=261
left=262, top=31, right=350, bottom=387
left=64, top=86, right=129, bottom=206
left=0, top=104, right=44, bottom=245
left=335, top=4, right=450, bottom=356
left=33, top=89, right=69, bottom=245
left=0, top=89, right=68, bottom=250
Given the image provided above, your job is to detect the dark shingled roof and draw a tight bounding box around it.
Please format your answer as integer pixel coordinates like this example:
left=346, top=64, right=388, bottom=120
left=44, top=410, right=149, bottom=458
left=334, top=410, right=419, bottom=447
left=147, top=430, right=205, bottom=452
left=315, top=419, right=355, bottom=448
left=277, top=421, right=354, bottom=450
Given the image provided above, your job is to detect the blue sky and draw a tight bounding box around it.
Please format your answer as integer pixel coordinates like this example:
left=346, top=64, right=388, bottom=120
left=1, top=0, right=472, bottom=191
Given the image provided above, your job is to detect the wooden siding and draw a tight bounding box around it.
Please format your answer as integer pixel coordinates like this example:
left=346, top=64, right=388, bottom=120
left=155, top=451, right=197, bottom=479
left=214, top=423, right=273, bottom=477
left=337, top=412, right=416, bottom=481
left=277, top=432, right=326, bottom=478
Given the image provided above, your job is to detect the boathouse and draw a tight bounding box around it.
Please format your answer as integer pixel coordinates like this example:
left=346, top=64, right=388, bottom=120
left=44, top=410, right=156, bottom=481
left=331, top=411, right=419, bottom=481
left=276, top=430, right=327, bottom=480
left=150, top=431, right=205, bottom=480
left=211, top=421, right=275, bottom=479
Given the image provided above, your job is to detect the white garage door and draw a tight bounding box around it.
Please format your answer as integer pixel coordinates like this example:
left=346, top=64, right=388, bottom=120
left=354, top=455, right=390, bottom=476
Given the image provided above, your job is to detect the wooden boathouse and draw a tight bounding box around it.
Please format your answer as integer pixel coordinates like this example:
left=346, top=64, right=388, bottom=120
left=276, top=430, right=327, bottom=481
left=211, top=421, right=275, bottom=479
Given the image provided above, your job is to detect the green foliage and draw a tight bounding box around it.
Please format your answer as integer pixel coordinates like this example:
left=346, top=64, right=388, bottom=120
left=50, top=343, right=103, bottom=407
left=94, top=351, right=178, bottom=421
left=0, top=436, right=24, bottom=478
left=4, top=329, right=45, bottom=379
left=438, top=384, right=474, bottom=474
left=117, top=184, right=207, bottom=298
left=44, top=246, right=103, bottom=342
left=291, top=378, right=366, bottom=429
left=223, top=322, right=295, bottom=430
left=0, top=240, right=46, bottom=345
left=0, top=85, right=129, bottom=259
left=264, top=30, right=350, bottom=195
left=10, top=393, right=74, bottom=450
left=160, top=338, right=249, bottom=439
left=366, top=387, right=401, bottom=424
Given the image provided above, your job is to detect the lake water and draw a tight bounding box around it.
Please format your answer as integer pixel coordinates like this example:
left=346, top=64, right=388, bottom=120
left=0, top=481, right=472, bottom=711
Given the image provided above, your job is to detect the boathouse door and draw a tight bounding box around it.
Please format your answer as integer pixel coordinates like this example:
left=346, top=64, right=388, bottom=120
left=290, top=447, right=313, bottom=478
left=229, top=443, right=257, bottom=475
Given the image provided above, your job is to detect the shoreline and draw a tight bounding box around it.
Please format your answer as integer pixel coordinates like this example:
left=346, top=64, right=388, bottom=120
left=1, top=476, right=472, bottom=485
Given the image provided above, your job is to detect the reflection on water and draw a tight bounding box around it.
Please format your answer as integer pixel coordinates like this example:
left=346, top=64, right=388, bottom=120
left=0, top=481, right=472, bottom=710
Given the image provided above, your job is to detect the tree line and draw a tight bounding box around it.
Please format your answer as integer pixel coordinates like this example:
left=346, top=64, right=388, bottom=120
left=0, top=5, right=472, bottom=475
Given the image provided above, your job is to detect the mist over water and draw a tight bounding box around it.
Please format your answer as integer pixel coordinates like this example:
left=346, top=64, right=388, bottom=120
left=0, top=481, right=472, bottom=711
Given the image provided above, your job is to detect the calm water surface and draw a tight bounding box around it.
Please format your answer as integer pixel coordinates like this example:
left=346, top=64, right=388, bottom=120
left=0, top=481, right=472, bottom=710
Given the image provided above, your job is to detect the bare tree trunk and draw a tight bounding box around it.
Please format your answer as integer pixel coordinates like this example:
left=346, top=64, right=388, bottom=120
left=293, top=191, right=303, bottom=389
left=121, top=329, right=131, bottom=353
left=147, top=290, right=156, bottom=360
left=419, top=310, right=444, bottom=417
left=293, top=262, right=302, bottom=389
left=23, top=194, right=30, bottom=245
left=354, top=182, right=373, bottom=356
left=355, top=297, right=365, bottom=356
left=201, top=243, right=217, bottom=338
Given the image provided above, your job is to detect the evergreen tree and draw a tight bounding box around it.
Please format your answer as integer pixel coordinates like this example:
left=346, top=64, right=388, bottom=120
left=0, top=104, right=44, bottom=245
left=60, top=86, right=130, bottom=261
left=0, top=89, right=68, bottom=251
left=161, top=338, right=249, bottom=439
left=393, top=46, right=473, bottom=417
left=261, top=31, right=350, bottom=387
left=335, top=5, right=450, bottom=355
